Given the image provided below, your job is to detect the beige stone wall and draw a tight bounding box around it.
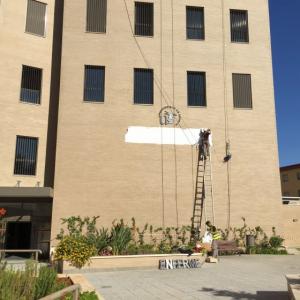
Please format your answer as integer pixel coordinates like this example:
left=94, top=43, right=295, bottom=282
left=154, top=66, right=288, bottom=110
left=281, top=205, right=300, bottom=247
left=51, top=0, right=284, bottom=244
left=0, top=0, right=54, bottom=187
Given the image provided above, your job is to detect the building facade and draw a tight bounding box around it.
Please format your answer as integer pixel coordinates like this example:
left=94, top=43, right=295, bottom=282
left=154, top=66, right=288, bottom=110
left=1, top=0, right=296, bottom=253
left=281, top=164, right=300, bottom=197
left=280, top=164, right=300, bottom=247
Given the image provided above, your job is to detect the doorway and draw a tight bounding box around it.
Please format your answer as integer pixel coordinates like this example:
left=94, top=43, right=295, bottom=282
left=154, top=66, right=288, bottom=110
left=5, top=222, right=32, bottom=257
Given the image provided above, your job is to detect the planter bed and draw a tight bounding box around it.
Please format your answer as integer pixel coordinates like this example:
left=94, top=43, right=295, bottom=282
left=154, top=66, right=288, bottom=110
left=62, top=253, right=205, bottom=273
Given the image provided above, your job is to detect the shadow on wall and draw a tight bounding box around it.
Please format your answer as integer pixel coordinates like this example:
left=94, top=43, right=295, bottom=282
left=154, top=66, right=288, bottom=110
left=199, top=288, right=289, bottom=300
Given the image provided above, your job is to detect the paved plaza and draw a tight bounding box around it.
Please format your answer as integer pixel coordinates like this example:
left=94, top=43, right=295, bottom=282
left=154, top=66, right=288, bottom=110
left=84, top=255, right=300, bottom=300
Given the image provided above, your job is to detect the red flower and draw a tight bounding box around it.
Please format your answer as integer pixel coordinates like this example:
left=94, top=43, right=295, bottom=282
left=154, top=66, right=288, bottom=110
left=0, top=208, right=6, bottom=217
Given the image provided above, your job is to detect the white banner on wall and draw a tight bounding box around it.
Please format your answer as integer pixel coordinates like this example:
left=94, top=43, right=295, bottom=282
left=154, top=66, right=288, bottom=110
left=125, top=127, right=212, bottom=146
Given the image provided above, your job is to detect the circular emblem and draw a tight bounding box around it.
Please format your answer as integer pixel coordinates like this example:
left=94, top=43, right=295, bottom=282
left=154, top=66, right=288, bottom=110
left=159, top=106, right=181, bottom=126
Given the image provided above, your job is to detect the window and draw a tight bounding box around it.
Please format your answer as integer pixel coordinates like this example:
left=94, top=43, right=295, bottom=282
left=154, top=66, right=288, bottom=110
left=297, top=172, right=300, bottom=180
left=135, top=2, right=154, bottom=37
left=134, top=68, right=153, bottom=104
left=187, top=71, right=206, bottom=107
left=186, top=6, right=204, bottom=40
left=230, top=10, right=249, bottom=43
left=232, top=74, right=252, bottom=109
left=84, top=66, right=105, bottom=102
left=86, top=0, right=107, bottom=33
left=14, top=136, right=38, bottom=176
left=20, top=65, right=42, bottom=104
left=25, top=0, right=47, bottom=36
left=282, top=174, right=289, bottom=182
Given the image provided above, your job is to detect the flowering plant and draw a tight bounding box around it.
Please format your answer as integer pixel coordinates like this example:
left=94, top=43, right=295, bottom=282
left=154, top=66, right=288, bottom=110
left=0, top=208, right=6, bottom=219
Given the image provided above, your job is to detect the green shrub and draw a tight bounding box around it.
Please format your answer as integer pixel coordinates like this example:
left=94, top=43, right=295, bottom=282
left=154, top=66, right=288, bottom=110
left=269, top=236, right=284, bottom=248
left=0, top=261, right=36, bottom=300
left=247, top=246, right=287, bottom=255
left=0, top=262, right=65, bottom=300
left=80, top=291, right=99, bottom=300
left=269, top=227, right=284, bottom=248
left=33, top=266, right=67, bottom=300
left=55, top=235, right=96, bottom=268
left=110, top=219, right=132, bottom=255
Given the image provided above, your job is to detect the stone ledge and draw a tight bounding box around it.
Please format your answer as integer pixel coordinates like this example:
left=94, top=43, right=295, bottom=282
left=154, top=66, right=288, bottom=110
left=286, top=274, right=300, bottom=300
left=62, top=253, right=205, bottom=273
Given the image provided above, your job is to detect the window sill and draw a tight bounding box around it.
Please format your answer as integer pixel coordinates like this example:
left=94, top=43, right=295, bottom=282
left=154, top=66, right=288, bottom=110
left=13, top=174, right=37, bottom=178
left=233, top=107, right=253, bottom=110
left=25, top=31, right=46, bottom=38
left=83, top=100, right=105, bottom=104
left=186, top=38, right=205, bottom=41
left=230, top=41, right=250, bottom=44
left=134, top=34, right=154, bottom=39
left=20, top=100, right=41, bottom=106
left=85, top=31, right=107, bottom=35
left=133, top=103, right=154, bottom=106
left=187, top=105, right=207, bottom=108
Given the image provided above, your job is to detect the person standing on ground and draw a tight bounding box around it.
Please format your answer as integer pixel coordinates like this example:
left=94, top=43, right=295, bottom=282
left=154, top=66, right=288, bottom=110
left=211, top=226, right=222, bottom=258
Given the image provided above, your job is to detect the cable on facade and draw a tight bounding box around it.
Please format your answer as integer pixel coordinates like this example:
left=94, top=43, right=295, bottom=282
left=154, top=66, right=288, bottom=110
left=159, top=0, right=165, bottom=229
left=171, top=0, right=179, bottom=228
left=221, top=0, right=231, bottom=229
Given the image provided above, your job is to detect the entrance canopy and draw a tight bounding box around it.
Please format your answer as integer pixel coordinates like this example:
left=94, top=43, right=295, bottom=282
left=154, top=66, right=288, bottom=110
left=0, top=187, right=53, bottom=198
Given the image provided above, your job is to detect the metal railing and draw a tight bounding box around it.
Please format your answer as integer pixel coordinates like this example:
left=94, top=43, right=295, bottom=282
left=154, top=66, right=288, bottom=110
left=0, top=249, right=42, bottom=261
left=39, top=284, right=81, bottom=300
left=282, top=197, right=300, bottom=205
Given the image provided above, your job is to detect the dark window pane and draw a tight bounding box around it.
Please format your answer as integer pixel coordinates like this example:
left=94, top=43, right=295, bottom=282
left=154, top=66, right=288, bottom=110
left=86, top=0, right=107, bottom=33
left=84, top=66, right=105, bottom=102
left=135, top=2, right=154, bottom=36
left=186, top=6, right=204, bottom=40
left=230, top=10, right=249, bottom=43
left=187, top=72, right=206, bottom=107
left=20, top=65, right=42, bottom=104
left=25, top=0, right=47, bottom=36
left=14, top=136, right=38, bottom=176
left=232, top=74, right=252, bottom=109
left=134, top=68, right=153, bottom=104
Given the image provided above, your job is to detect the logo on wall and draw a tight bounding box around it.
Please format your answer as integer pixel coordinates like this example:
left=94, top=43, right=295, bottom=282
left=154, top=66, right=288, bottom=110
left=159, top=106, right=181, bottom=126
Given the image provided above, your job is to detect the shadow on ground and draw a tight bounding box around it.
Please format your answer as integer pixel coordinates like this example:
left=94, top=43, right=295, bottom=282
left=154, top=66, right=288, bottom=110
left=199, top=287, right=289, bottom=299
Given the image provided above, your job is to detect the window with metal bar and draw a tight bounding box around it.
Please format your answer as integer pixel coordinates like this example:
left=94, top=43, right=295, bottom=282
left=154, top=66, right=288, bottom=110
left=135, top=2, right=154, bottom=37
left=25, top=0, right=47, bottom=36
left=86, top=0, right=107, bottom=33
left=282, top=174, right=288, bottom=182
left=84, top=65, right=105, bottom=102
left=186, top=6, right=204, bottom=40
left=14, top=136, right=38, bottom=176
left=230, top=10, right=249, bottom=43
left=134, top=68, right=153, bottom=104
left=232, top=74, right=252, bottom=109
left=187, top=72, right=206, bottom=107
left=20, top=65, right=42, bottom=104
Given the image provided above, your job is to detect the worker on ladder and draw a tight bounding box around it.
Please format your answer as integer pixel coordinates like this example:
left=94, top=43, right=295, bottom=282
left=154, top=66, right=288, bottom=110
left=197, top=129, right=211, bottom=160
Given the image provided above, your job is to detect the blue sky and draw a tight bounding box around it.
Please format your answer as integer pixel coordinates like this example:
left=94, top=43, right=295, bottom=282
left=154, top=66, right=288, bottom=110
left=269, top=1, right=300, bottom=167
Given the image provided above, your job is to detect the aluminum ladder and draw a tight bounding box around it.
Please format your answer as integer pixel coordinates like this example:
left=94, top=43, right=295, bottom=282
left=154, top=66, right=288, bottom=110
left=191, top=148, right=215, bottom=241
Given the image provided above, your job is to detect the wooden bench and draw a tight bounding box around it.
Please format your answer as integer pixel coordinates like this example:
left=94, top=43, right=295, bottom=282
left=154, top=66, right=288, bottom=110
left=216, top=240, right=242, bottom=255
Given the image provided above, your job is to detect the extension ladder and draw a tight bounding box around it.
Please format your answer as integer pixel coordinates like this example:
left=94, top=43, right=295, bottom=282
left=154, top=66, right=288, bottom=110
left=191, top=148, right=215, bottom=241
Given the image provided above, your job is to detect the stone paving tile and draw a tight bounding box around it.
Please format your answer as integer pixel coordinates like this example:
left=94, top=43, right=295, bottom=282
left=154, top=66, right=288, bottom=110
left=84, top=255, right=300, bottom=299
